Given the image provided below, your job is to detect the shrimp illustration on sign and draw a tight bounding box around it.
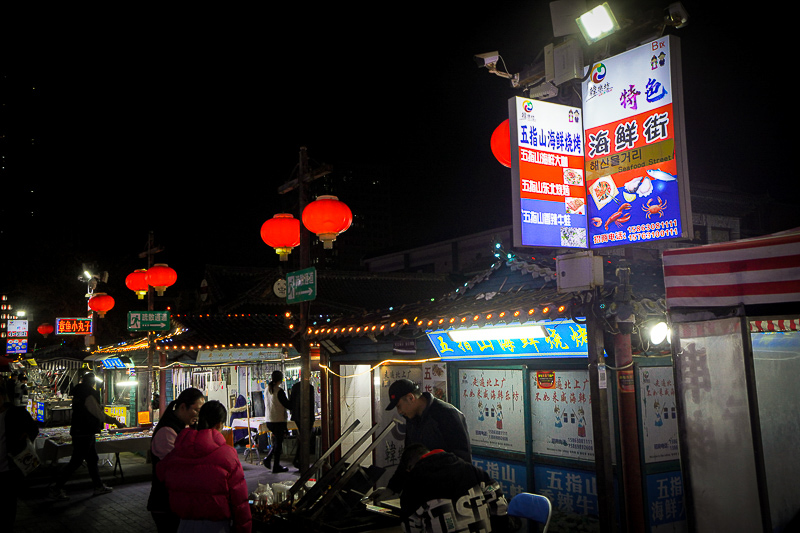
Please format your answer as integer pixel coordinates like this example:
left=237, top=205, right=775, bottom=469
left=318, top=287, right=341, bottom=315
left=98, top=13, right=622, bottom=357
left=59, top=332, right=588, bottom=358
left=604, top=202, right=631, bottom=230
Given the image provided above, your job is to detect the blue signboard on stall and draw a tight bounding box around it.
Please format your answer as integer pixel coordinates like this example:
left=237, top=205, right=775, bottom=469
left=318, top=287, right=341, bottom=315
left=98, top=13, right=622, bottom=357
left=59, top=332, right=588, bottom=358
left=645, top=470, right=686, bottom=529
left=427, top=320, right=589, bottom=360
left=101, top=357, right=126, bottom=369
left=472, top=455, right=528, bottom=500
left=534, top=464, right=599, bottom=516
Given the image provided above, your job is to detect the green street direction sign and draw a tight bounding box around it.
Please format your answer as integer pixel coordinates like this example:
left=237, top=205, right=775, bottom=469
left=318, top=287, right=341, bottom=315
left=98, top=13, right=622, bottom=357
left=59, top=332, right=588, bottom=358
left=127, top=311, right=171, bottom=332
left=287, top=267, right=317, bottom=304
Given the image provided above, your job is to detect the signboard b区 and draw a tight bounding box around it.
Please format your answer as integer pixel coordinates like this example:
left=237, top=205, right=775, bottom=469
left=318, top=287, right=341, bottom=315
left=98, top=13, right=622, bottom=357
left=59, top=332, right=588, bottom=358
left=582, top=35, right=691, bottom=248
left=510, top=97, right=587, bottom=249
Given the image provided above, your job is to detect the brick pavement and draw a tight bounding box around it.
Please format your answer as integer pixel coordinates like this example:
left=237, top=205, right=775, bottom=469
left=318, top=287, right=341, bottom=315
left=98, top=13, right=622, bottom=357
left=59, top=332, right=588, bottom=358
left=12, top=449, right=301, bottom=533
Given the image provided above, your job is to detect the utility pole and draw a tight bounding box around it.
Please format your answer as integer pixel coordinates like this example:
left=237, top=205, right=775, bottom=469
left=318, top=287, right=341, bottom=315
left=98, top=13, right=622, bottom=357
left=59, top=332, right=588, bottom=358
left=278, top=147, right=330, bottom=472
left=587, top=285, right=617, bottom=533
left=297, top=148, right=312, bottom=473
left=613, top=260, right=645, bottom=532
left=137, top=231, right=163, bottom=423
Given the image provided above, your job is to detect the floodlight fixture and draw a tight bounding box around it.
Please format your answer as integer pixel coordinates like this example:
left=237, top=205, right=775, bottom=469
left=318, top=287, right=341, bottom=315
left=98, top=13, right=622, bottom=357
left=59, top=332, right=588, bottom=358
left=576, top=3, right=620, bottom=44
left=649, top=321, right=671, bottom=345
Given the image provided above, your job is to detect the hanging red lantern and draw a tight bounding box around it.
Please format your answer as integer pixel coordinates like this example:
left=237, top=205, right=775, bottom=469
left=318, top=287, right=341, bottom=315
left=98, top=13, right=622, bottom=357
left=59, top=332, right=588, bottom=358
left=88, top=293, right=115, bottom=318
left=260, top=213, right=301, bottom=261
left=126, top=269, right=149, bottom=299
left=490, top=119, right=511, bottom=168
left=302, top=195, right=352, bottom=249
left=146, top=264, right=178, bottom=296
left=37, top=323, right=54, bottom=338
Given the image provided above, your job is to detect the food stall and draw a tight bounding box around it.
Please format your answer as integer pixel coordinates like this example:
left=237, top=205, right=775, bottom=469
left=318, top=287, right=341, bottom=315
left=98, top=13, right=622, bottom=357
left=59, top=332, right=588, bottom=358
left=662, top=228, right=800, bottom=532
left=37, top=425, right=153, bottom=477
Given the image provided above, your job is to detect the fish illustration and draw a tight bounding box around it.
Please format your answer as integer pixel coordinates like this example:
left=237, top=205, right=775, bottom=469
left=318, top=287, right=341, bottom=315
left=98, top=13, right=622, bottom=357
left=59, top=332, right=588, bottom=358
left=647, top=169, right=677, bottom=181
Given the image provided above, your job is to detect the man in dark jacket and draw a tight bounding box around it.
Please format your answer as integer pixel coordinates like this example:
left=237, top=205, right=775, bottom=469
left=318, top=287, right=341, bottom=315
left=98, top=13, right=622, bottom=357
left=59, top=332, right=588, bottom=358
left=49, top=372, right=123, bottom=500
left=397, top=444, right=508, bottom=533
left=289, top=378, right=315, bottom=469
left=384, top=379, right=471, bottom=494
left=1, top=378, right=40, bottom=528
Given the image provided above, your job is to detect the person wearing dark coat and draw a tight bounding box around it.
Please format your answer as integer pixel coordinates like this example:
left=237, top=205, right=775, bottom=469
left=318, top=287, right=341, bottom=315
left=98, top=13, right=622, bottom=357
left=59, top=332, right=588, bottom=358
left=289, top=378, right=315, bottom=468
left=49, top=372, right=123, bottom=500
left=383, top=379, right=471, bottom=494
left=0, top=379, right=40, bottom=531
left=397, top=444, right=508, bottom=533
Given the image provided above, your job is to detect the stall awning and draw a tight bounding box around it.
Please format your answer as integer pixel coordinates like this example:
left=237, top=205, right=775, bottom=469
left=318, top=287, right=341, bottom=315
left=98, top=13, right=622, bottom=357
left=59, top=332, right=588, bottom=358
left=196, top=348, right=292, bottom=364
left=662, top=228, right=800, bottom=308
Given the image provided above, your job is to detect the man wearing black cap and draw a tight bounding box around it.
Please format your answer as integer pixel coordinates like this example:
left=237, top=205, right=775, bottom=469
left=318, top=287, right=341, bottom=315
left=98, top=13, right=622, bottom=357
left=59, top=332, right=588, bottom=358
left=382, top=379, right=471, bottom=495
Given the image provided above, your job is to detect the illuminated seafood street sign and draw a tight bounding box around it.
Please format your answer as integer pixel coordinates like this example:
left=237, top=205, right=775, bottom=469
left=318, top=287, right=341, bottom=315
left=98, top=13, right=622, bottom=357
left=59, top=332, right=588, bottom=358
left=582, top=35, right=692, bottom=248
left=510, top=97, right=587, bottom=249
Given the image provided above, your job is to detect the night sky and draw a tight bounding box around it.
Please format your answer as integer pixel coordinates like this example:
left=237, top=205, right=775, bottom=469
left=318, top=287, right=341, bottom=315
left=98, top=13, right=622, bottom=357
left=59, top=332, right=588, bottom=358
left=1, top=2, right=793, bottom=327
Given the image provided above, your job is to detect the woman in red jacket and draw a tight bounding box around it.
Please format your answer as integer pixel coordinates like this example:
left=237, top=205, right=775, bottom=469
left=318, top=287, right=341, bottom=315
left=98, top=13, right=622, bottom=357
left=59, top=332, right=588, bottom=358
left=157, top=400, right=252, bottom=533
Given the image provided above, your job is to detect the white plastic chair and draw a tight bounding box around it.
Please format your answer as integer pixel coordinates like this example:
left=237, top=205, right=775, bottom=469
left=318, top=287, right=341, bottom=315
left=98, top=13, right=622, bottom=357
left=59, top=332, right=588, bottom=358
left=507, top=492, right=552, bottom=532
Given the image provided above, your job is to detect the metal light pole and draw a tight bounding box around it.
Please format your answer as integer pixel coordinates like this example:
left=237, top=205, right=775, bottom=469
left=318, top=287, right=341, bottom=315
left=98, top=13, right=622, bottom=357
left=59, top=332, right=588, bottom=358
left=297, top=148, right=312, bottom=473
left=586, top=285, right=617, bottom=533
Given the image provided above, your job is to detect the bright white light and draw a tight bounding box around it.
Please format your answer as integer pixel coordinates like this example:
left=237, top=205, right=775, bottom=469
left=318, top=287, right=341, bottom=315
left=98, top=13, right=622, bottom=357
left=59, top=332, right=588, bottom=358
left=116, top=380, right=138, bottom=386
left=576, top=3, right=620, bottom=43
left=650, top=322, right=671, bottom=345
left=448, top=324, right=548, bottom=343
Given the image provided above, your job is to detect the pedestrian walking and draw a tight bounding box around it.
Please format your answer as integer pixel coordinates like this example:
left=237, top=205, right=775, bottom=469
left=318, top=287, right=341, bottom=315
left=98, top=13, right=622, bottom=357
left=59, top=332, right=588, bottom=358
left=49, top=372, right=124, bottom=500
left=262, top=371, right=291, bottom=473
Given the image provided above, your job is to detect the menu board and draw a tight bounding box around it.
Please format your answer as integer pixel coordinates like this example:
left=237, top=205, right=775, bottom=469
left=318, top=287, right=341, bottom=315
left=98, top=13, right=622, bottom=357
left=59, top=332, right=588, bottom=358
left=510, top=97, right=587, bottom=249
left=458, top=368, right=525, bottom=452
left=582, top=35, right=690, bottom=248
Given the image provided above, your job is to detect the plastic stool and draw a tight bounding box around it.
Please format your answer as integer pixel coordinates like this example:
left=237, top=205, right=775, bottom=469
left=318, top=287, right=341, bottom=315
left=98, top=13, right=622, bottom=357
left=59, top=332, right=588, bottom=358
left=243, top=443, right=261, bottom=464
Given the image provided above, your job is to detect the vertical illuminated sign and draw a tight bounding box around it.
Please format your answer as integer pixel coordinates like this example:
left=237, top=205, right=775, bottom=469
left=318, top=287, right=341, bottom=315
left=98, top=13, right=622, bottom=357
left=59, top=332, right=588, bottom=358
left=510, top=97, right=587, bottom=249
left=582, top=35, right=691, bottom=248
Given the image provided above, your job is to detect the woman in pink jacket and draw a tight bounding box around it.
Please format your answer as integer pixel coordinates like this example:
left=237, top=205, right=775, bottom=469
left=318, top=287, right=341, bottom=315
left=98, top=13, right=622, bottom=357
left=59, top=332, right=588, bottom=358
left=157, top=400, right=252, bottom=533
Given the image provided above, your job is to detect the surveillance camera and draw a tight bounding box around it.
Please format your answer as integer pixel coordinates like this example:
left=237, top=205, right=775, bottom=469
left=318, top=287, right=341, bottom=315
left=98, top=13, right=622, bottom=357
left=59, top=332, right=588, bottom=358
left=474, top=51, right=500, bottom=68
left=665, top=2, right=688, bottom=28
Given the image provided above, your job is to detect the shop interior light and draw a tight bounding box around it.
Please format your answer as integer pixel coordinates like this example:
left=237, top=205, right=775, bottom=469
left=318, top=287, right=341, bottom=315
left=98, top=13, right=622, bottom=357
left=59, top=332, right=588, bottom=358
left=116, top=379, right=139, bottom=386
left=576, top=2, right=620, bottom=44
left=448, top=324, right=548, bottom=343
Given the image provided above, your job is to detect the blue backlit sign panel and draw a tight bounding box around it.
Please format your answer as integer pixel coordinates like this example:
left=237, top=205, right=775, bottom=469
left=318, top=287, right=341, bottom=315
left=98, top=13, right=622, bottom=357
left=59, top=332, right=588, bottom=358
left=510, top=98, right=587, bottom=249
left=426, top=321, right=589, bottom=360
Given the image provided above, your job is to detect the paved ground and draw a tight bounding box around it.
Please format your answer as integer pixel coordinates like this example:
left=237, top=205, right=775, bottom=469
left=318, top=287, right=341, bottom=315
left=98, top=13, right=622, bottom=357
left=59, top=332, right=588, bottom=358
left=13, top=448, right=302, bottom=533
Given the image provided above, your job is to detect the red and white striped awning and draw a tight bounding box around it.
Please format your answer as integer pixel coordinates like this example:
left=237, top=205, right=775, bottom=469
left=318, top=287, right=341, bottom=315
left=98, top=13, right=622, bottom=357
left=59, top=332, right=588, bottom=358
left=662, top=228, right=800, bottom=309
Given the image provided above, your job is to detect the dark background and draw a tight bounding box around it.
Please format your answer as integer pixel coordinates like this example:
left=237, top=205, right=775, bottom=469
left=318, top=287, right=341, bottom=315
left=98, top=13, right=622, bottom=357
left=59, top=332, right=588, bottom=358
left=1, top=2, right=793, bottom=339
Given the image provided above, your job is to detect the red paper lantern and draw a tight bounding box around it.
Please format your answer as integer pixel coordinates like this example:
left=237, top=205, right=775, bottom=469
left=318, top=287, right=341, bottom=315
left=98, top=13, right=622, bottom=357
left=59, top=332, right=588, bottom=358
left=88, top=293, right=115, bottom=318
left=302, top=195, right=352, bottom=249
left=37, top=323, right=54, bottom=338
left=126, top=269, right=149, bottom=299
left=146, top=264, right=178, bottom=296
left=490, top=119, right=511, bottom=168
left=260, top=213, right=301, bottom=261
